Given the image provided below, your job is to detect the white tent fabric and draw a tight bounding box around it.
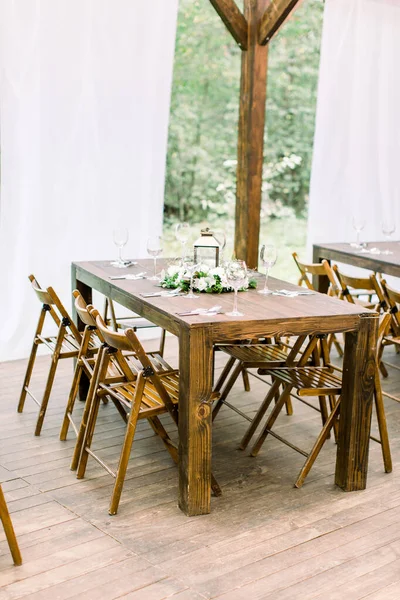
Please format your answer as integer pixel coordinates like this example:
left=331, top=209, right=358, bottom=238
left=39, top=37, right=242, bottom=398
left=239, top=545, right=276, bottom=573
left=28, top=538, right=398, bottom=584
left=307, top=0, right=400, bottom=253
left=0, top=0, right=178, bottom=361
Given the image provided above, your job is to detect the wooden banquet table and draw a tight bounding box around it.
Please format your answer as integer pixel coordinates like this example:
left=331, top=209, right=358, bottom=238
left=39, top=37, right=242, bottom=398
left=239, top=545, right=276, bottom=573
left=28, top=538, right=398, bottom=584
left=72, top=259, right=379, bottom=516
left=313, top=241, right=400, bottom=291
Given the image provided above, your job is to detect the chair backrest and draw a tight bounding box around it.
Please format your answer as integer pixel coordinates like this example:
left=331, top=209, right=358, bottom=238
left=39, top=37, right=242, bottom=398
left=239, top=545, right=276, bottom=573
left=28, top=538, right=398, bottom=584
left=29, top=274, right=81, bottom=342
left=92, top=309, right=177, bottom=414
left=292, top=253, right=338, bottom=294
left=73, top=290, right=97, bottom=327
left=380, top=279, right=400, bottom=336
left=333, top=265, right=384, bottom=310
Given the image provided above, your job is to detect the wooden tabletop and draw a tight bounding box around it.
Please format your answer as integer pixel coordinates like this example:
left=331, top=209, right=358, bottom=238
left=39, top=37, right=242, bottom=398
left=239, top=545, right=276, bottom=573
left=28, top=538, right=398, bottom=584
left=73, top=259, right=372, bottom=341
left=313, top=241, right=400, bottom=277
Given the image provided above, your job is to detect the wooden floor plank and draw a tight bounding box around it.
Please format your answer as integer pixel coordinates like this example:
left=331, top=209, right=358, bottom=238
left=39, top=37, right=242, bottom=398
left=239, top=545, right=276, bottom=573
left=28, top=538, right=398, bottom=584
left=1, top=341, right=400, bottom=600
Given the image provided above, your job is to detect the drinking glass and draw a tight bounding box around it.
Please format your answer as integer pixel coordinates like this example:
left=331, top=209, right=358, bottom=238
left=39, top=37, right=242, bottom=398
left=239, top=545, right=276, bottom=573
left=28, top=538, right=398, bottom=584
left=111, top=228, right=129, bottom=268
left=351, top=217, right=366, bottom=248
left=382, top=221, right=395, bottom=254
left=182, top=259, right=200, bottom=299
left=225, top=260, right=247, bottom=317
left=175, top=222, right=190, bottom=264
left=147, top=236, right=163, bottom=280
left=258, top=244, right=277, bottom=295
left=214, top=230, right=227, bottom=265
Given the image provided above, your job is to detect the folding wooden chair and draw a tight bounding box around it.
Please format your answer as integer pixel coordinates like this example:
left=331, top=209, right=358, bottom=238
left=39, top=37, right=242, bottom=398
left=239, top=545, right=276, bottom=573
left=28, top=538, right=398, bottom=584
left=74, top=309, right=221, bottom=514
left=104, top=298, right=166, bottom=356
left=377, top=279, right=400, bottom=400
left=292, top=253, right=343, bottom=356
left=0, top=485, right=22, bottom=566
left=17, top=275, right=83, bottom=436
left=61, top=292, right=175, bottom=469
left=241, top=315, right=392, bottom=488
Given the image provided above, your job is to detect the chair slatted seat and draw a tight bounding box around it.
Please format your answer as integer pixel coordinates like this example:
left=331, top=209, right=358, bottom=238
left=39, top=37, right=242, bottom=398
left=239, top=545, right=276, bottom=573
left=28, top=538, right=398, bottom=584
left=241, top=316, right=392, bottom=488
left=212, top=340, right=298, bottom=423
left=73, top=308, right=221, bottom=514
left=18, top=275, right=83, bottom=436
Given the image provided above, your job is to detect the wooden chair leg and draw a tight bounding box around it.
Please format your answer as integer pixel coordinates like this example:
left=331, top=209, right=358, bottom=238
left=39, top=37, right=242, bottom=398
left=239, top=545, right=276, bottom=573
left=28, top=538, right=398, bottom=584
left=250, top=384, right=293, bottom=457
left=109, top=377, right=145, bottom=515
left=159, top=329, right=166, bottom=356
left=239, top=378, right=282, bottom=451
left=17, top=309, right=46, bottom=413
left=60, top=358, right=83, bottom=440
left=374, top=371, right=392, bottom=473
left=242, top=368, right=251, bottom=392
left=0, top=486, right=22, bottom=566
left=294, top=399, right=341, bottom=488
left=212, top=362, right=243, bottom=421
left=34, top=327, right=66, bottom=436
left=213, top=356, right=236, bottom=393
left=76, top=391, right=102, bottom=479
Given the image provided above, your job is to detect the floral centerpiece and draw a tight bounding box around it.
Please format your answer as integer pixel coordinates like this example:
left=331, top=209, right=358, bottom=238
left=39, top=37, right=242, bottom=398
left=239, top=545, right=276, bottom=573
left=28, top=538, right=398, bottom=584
left=160, top=264, right=257, bottom=294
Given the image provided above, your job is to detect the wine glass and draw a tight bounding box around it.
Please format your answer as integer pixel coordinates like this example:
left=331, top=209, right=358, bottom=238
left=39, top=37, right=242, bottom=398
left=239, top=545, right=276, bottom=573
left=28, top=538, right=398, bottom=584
left=382, top=220, right=395, bottom=254
left=225, top=260, right=247, bottom=317
left=147, top=236, right=163, bottom=280
left=175, top=222, right=190, bottom=264
left=182, top=258, right=200, bottom=299
left=214, top=230, right=227, bottom=265
left=111, top=228, right=129, bottom=268
left=259, top=244, right=277, bottom=295
left=351, top=217, right=366, bottom=248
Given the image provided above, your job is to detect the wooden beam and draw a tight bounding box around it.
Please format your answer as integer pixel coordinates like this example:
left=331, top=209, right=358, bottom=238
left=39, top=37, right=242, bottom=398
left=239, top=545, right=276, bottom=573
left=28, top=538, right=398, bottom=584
left=259, top=0, right=302, bottom=45
left=235, top=0, right=269, bottom=269
left=208, top=0, right=248, bottom=50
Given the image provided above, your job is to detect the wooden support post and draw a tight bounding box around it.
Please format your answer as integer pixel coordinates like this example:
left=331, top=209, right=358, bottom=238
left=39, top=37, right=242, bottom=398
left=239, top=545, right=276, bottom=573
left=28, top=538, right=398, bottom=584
left=235, top=0, right=269, bottom=268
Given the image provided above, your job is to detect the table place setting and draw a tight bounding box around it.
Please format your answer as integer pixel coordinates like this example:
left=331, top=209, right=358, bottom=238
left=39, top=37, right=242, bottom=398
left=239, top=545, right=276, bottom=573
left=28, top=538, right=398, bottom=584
left=109, top=272, right=146, bottom=280
left=272, top=289, right=315, bottom=297
left=176, top=305, right=223, bottom=317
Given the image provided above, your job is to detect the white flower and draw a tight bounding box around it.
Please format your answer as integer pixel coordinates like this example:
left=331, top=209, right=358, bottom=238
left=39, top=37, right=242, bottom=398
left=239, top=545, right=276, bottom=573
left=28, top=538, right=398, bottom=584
left=167, top=265, right=182, bottom=277
left=210, top=267, right=225, bottom=278
left=195, top=277, right=209, bottom=291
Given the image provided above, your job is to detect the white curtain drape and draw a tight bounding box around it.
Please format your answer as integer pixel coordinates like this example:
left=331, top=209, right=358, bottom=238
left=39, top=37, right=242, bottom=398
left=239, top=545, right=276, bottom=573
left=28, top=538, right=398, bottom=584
left=307, top=0, right=400, bottom=252
left=0, top=0, right=178, bottom=361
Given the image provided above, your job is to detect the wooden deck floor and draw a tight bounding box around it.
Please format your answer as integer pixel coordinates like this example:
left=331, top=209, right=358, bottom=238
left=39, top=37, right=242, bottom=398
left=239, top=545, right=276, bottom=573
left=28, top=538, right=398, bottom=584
left=2, top=336, right=400, bottom=599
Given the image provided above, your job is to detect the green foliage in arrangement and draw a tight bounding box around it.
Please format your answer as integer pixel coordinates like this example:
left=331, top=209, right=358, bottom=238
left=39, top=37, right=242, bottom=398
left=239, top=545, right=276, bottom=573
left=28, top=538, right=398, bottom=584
left=164, top=0, right=324, bottom=225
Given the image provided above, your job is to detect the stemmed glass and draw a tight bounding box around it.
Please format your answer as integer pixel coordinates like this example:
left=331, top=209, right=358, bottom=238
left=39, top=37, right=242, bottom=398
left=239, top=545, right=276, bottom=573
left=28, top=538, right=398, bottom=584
left=147, top=236, right=163, bottom=280
left=175, top=222, right=190, bottom=264
left=214, top=230, right=227, bottom=265
left=225, top=260, right=247, bottom=317
left=382, top=220, right=395, bottom=255
left=111, top=228, right=129, bottom=268
left=351, top=217, right=366, bottom=248
left=182, top=259, right=200, bottom=299
left=258, top=244, right=277, bottom=295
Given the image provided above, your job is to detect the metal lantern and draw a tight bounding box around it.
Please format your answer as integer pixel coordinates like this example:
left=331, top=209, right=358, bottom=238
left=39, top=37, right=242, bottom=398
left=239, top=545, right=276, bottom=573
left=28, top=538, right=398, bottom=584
left=193, top=227, right=220, bottom=268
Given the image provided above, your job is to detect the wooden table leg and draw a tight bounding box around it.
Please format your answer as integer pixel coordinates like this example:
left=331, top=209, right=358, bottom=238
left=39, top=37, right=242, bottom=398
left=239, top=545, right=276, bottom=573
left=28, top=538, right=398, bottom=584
left=71, top=264, right=92, bottom=401
left=335, top=314, right=378, bottom=491
left=178, top=327, right=213, bottom=516
left=312, top=246, right=330, bottom=293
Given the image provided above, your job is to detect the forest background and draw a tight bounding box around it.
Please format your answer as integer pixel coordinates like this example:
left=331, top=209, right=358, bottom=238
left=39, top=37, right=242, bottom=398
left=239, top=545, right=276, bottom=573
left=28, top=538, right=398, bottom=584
left=163, top=0, right=324, bottom=280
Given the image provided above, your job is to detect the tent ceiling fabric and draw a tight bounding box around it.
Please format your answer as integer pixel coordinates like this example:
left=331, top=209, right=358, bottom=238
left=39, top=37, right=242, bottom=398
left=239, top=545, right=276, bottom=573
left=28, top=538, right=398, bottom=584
left=0, top=0, right=178, bottom=361
left=307, top=0, right=400, bottom=252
